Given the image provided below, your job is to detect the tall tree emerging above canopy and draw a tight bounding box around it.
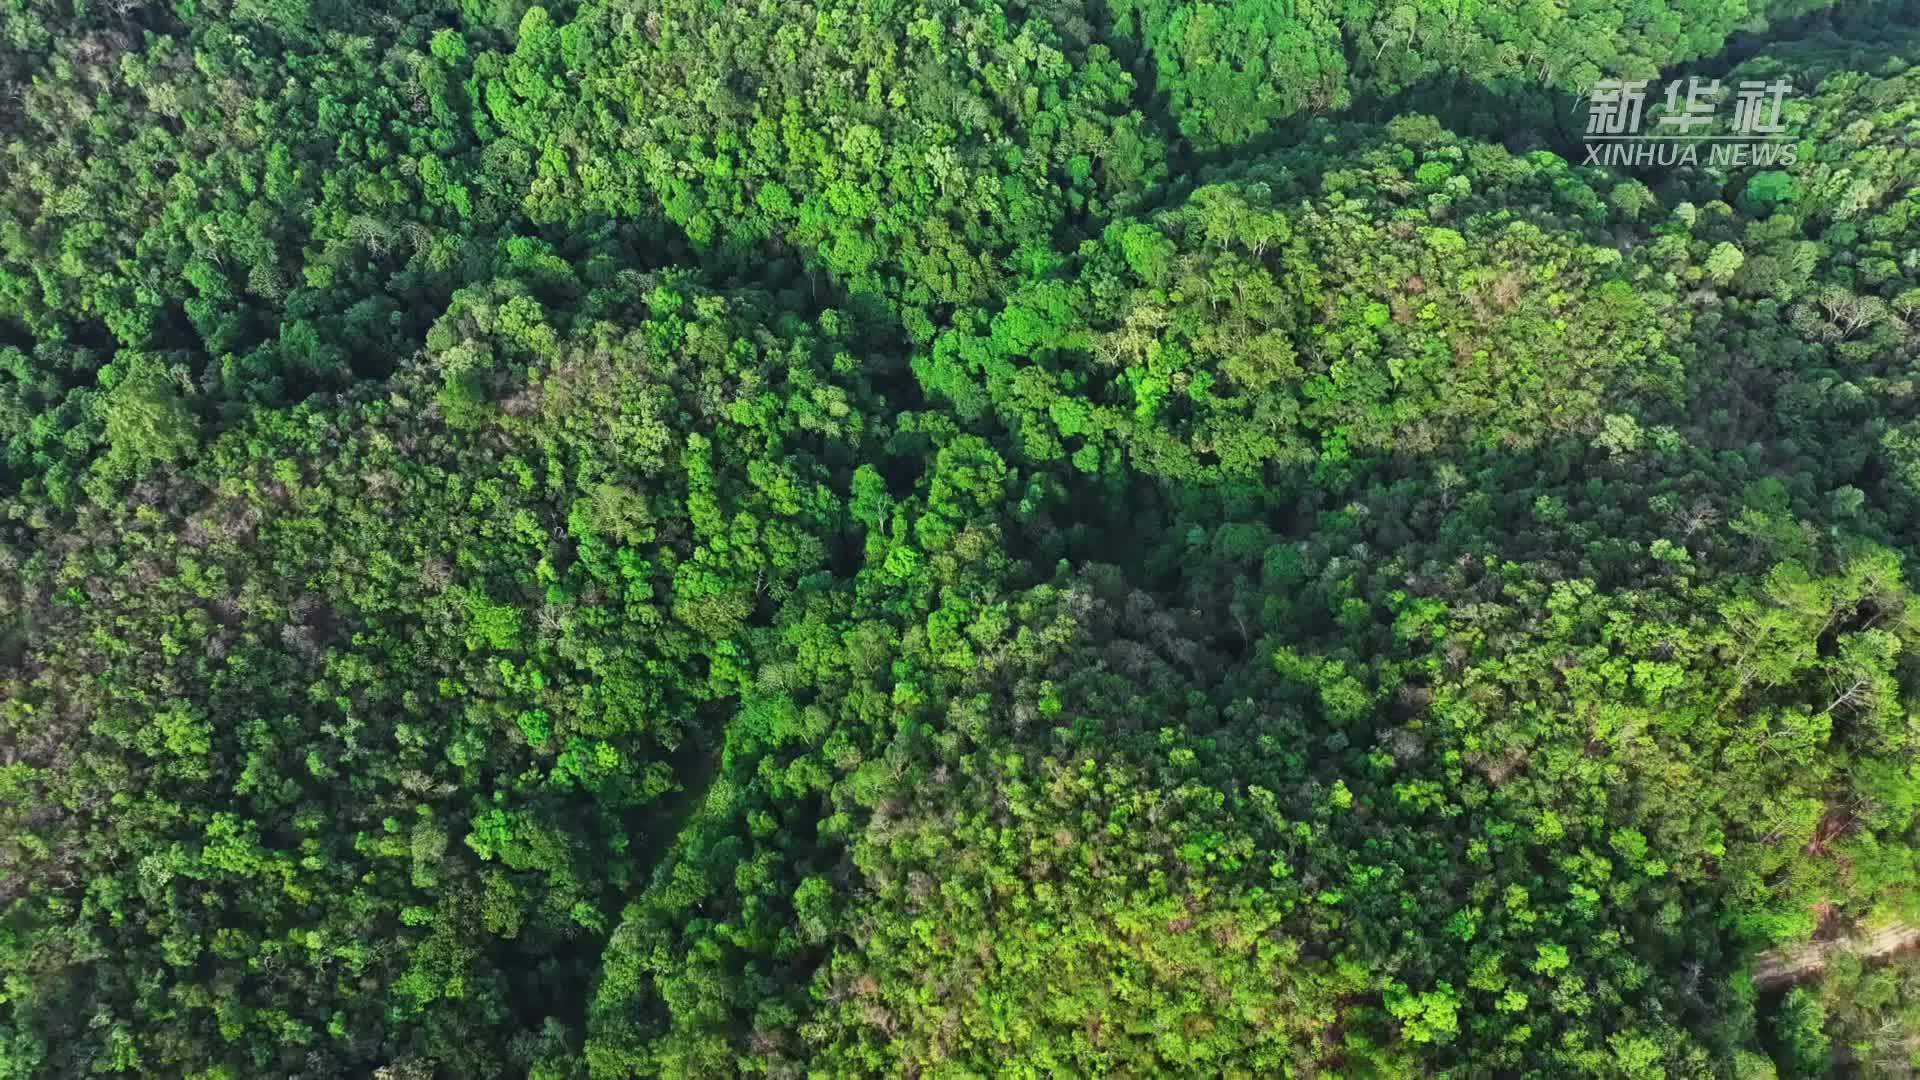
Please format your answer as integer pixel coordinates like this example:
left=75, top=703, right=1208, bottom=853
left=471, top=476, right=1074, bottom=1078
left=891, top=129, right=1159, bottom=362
left=481, top=0, right=1168, bottom=333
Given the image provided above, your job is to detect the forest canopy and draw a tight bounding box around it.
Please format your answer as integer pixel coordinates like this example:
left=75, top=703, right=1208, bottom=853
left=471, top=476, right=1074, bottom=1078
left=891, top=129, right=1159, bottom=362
left=4, top=0, right=1920, bottom=1076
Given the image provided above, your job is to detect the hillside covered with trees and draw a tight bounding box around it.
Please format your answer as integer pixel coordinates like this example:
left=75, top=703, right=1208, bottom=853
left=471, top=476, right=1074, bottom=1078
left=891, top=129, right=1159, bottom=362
left=4, top=0, right=1920, bottom=1076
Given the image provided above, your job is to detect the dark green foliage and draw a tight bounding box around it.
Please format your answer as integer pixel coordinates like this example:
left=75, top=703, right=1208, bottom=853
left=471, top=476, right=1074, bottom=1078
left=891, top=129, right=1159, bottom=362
left=6, top=0, right=1920, bottom=1077
left=0, top=273, right=883, bottom=1076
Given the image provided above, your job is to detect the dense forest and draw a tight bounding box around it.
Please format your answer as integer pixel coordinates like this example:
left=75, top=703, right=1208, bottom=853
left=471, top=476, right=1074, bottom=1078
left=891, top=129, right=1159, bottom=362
left=4, top=0, right=1920, bottom=1075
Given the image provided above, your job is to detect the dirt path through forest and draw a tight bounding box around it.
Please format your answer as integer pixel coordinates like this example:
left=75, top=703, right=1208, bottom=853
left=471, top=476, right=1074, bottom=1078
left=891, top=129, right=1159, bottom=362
left=1752, top=923, right=1920, bottom=989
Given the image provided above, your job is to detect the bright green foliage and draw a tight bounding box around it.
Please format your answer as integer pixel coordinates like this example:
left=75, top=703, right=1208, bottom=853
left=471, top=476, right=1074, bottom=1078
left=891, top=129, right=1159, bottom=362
left=587, top=538, right=1920, bottom=1075
left=1099, top=0, right=1837, bottom=149
left=5, top=1, right=1920, bottom=1078
left=1345, top=0, right=1839, bottom=100
left=926, top=121, right=1684, bottom=480
left=1762, top=950, right=1920, bottom=1076
left=484, top=0, right=1167, bottom=322
left=97, top=356, right=201, bottom=476
left=1107, top=0, right=1349, bottom=148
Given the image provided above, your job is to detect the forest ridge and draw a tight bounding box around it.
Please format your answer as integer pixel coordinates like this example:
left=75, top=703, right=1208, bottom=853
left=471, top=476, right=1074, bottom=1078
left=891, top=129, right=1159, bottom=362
left=4, top=0, right=1920, bottom=1076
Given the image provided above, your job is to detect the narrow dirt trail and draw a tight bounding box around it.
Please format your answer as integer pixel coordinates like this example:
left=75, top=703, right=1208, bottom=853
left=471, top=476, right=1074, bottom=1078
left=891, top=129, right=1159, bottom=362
left=1752, top=923, right=1920, bottom=990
